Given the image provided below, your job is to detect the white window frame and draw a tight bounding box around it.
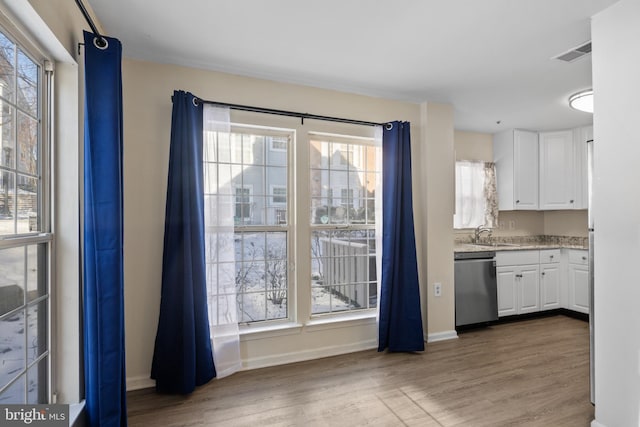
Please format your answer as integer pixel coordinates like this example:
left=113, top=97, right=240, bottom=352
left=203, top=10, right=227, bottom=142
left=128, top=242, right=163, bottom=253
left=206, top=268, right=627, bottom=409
left=207, top=118, right=381, bottom=328
left=0, top=19, right=52, bottom=405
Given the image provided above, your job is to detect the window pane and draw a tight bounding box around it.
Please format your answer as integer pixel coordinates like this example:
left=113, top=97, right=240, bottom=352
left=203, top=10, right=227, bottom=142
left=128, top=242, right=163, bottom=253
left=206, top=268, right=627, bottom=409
left=16, top=175, right=37, bottom=233
left=26, top=359, right=47, bottom=404
left=0, top=246, right=25, bottom=315
left=310, top=231, right=376, bottom=314
left=0, top=308, right=26, bottom=387
left=1, top=103, right=15, bottom=169
left=332, top=143, right=351, bottom=168
left=267, top=136, right=287, bottom=166
left=309, top=169, right=324, bottom=198
left=203, top=163, right=218, bottom=194
left=309, top=140, right=329, bottom=169
left=17, top=50, right=38, bottom=118
left=26, top=244, right=46, bottom=302
left=266, top=166, right=286, bottom=196
left=238, top=292, right=266, bottom=322
left=242, top=166, right=264, bottom=195
left=217, top=164, right=234, bottom=195
left=0, top=32, right=16, bottom=103
left=217, top=132, right=232, bottom=163
left=0, top=375, right=25, bottom=404
left=244, top=134, right=263, bottom=166
left=203, top=131, right=218, bottom=163
left=0, top=170, right=15, bottom=235
left=228, top=231, right=288, bottom=323
left=27, top=300, right=46, bottom=364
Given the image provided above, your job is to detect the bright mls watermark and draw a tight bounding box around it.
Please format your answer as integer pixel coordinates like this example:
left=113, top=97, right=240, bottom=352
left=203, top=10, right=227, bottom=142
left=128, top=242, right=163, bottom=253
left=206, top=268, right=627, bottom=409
left=0, top=405, right=68, bottom=427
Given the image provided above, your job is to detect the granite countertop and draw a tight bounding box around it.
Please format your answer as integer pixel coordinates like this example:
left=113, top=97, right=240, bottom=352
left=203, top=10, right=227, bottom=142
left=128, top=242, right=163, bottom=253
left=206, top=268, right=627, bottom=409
left=454, top=235, right=588, bottom=253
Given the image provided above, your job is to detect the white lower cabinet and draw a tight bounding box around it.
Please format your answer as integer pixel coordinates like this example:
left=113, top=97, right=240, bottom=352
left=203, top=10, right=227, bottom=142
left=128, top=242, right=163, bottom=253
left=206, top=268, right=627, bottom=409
left=496, top=248, right=587, bottom=317
left=496, top=251, right=540, bottom=317
left=540, top=249, right=562, bottom=310
left=568, top=250, right=590, bottom=314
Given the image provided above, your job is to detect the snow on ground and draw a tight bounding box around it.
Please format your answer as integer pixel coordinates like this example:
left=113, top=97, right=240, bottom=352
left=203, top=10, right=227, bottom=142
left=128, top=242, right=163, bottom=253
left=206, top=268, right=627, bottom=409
left=0, top=308, right=39, bottom=403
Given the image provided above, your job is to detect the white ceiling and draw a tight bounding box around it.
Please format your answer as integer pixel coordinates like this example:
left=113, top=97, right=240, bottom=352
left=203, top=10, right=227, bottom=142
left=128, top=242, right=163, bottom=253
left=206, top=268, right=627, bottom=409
left=87, top=0, right=618, bottom=133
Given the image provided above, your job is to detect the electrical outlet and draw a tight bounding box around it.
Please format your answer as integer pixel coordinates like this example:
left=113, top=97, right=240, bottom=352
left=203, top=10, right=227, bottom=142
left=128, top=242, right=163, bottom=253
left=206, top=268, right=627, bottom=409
left=434, top=282, right=442, bottom=297
left=509, top=220, right=516, bottom=230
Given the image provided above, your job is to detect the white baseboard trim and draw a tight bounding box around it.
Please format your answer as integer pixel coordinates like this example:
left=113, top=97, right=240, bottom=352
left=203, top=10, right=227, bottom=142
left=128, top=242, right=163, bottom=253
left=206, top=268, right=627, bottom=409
left=126, top=340, right=378, bottom=390
left=591, top=420, right=607, bottom=427
left=241, top=339, right=377, bottom=371
left=427, top=330, right=458, bottom=343
left=126, top=375, right=155, bottom=391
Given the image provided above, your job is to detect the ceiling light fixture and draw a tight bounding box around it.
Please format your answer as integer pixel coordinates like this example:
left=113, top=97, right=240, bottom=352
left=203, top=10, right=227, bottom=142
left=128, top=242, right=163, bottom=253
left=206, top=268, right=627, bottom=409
left=569, top=89, right=593, bottom=113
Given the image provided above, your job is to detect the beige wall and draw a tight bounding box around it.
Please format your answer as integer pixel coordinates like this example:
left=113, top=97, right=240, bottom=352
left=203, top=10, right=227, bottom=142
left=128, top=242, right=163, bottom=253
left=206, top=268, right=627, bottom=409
left=422, top=104, right=455, bottom=337
left=454, top=130, right=493, bottom=161
left=543, top=210, right=588, bottom=237
left=122, top=58, right=456, bottom=387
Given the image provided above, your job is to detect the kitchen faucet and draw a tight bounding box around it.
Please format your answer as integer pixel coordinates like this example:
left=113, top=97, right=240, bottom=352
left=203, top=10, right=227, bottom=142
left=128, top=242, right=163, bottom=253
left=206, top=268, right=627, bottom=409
left=474, top=225, right=492, bottom=244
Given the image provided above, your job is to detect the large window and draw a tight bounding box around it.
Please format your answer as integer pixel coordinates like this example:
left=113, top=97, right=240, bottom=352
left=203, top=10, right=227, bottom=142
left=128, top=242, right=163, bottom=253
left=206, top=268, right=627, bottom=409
left=0, top=27, right=51, bottom=404
left=205, top=122, right=380, bottom=325
left=310, top=136, right=380, bottom=315
left=205, top=127, right=290, bottom=323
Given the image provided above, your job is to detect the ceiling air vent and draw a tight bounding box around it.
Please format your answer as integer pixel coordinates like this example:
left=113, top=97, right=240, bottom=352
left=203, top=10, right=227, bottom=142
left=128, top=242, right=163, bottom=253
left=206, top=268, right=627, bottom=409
left=553, top=41, right=592, bottom=62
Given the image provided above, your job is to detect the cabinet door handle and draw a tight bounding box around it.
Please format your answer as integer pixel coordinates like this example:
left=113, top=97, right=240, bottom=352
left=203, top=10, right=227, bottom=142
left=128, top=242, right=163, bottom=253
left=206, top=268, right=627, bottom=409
left=541, top=272, right=545, bottom=276
left=582, top=256, right=587, bottom=261
left=570, top=200, right=574, bottom=203
left=550, top=255, right=554, bottom=259
left=516, top=200, right=520, bottom=204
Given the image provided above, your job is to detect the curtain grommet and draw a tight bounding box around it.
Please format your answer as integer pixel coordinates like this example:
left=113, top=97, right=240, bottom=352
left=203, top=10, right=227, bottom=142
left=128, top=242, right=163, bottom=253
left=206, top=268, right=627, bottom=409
left=385, top=123, right=393, bottom=131
left=93, top=37, right=108, bottom=50
left=193, top=97, right=199, bottom=107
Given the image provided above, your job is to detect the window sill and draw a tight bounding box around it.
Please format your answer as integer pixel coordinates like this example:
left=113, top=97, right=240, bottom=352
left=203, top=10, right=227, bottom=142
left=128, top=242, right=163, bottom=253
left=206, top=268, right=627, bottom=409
left=69, top=400, right=85, bottom=427
left=304, top=311, right=377, bottom=332
left=238, top=312, right=377, bottom=341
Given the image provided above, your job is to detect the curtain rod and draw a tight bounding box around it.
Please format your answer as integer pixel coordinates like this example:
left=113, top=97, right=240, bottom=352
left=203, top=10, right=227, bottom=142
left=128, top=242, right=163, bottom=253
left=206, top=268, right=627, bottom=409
left=75, top=0, right=107, bottom=48
left=195, top=98, right=388, bottom=128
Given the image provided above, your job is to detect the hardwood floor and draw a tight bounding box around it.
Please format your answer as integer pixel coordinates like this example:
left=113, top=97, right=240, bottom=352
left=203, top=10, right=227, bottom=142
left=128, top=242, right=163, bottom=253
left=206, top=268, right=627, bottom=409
left=127, top=315, right=592, bottom=426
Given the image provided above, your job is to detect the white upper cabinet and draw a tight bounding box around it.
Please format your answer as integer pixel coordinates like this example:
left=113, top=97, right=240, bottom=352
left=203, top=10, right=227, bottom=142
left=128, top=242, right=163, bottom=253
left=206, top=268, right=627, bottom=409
left=539, top=130, right=575, bottom=210
left=494, top=129, right=539, bottom=210
left=494, top=126, right=590, bottom=211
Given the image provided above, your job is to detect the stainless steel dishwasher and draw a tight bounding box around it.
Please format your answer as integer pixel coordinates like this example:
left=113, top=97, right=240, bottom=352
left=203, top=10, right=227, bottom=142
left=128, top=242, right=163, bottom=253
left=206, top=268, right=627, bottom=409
left=454, top=251, right=498, bottom=327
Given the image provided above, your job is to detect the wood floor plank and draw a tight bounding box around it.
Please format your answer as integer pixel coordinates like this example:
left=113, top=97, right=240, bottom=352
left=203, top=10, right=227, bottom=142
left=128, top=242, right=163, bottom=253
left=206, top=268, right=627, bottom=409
left=128, top=315, right=593, bottom=426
